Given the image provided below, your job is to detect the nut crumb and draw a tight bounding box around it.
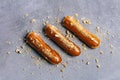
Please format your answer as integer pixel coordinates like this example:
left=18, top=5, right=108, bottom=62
left=99, top=51, right=103, bottom=54
left=22, top=68, right=25, bottom=71
left=34, top=59, right=41, bottom=66
left=111, top=35, right=115, bottom=38
left=7, top=51, right=11, bottom=54
left=97, top=17, right=101, bottom=19
left=30, top=19, right=36, bottom=23
left=110, top=51, right=113, bottom=54
left=107, top=31, right=110, bottom=35
left=20, top=45, right=24, bottom=49
left=82, top=59, right=84, bottom=62
left=58, top=7, right=63, bottom=12
left=31, top=72, right=34, bottom=75
left=86, top=62, right=90, bottom=65
left=60, top=68, right=64, bottom=72
left=110, top=44, right=114, bottom=49
left=24, top=13, right=29, bottom=17
left=61, top=62, right=67, bottom=68
left=56, top=18, right=60, bottom=23
left=82, top=19, right=91, bottom=24
left=96, top=27, right=100, bottom=32
left=15, top=48, right=21, bottom=54
left=31, top=55, right=36, bottom=59
left=26, top=30, right=29, bottom=33
left=46, top=16, right=50, bottom=19
left=95, top=58, right=99, bottom=63
left=96, top=64, right=100, bottom=68
left=74, top=13, right=78, bottom=17
left=82, top=43, right=87, bottom=50
left=80, top=17, right=85, bottom=20
left=6, top=41, right=12, bottom=45
left=55, top=65, right=59, bottom=67
left=43, top=21, right=49, bottom=26
left=31, top=56, right=41, bottom=66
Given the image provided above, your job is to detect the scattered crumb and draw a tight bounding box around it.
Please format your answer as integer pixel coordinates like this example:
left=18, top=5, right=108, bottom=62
left=110, top=44, right=114, bottom=49
left=6, top=41, right=12, bottom=45
left=80, top=17, right=85, bottom=20
left=107, top=31, right=110, bottom=35
left=61, top=62, right=67, bottom=68
left=15, top=48, right=21, bottom=54
left=24, top=13, right=29, bottom=17
left=82, top=59, right=84, bottom=62
left=61, top=75, right=64, bottom=78
left=74, top=13, right=78, bottom=17
left=60, top=68, right=64, bottom=72
left=111, top=35, right=115, bottom=38
left=26, top=30, right=29, bottom=33
left=82, top=43, right=87, bottom=50
left=99, top=51, right=103, bottom=54
left=55, top=65, right=59, bottom=67
left=30, top=19, right=36, bottom=23
left=31, top=72, right=34, bottom=75
left=97, top=17, right=101, bottom=19
left=96, top=27, right=100, bottom=32
left=31, top=55, right=36, bottom=59
left=56, top=18, right=60, bottom=23
left=46, top=16, right=50, bottom=19
left=22, top=68, right=25, bottom=71
left=34, top=58, right=41, bottom=66
left=58, top=7, right=63, bottom=12
left=96, top=64, right=100, bottom=68
left=7, top=51, right=11, bottom=54
left=86, top=62, right=90, bottom=65
left=27, top=47, right=32, bottom=52
left=31, top=55, right=41, bottom=66
left=19, top=38, right=22, bottom=41
left=60, top=62, right=67, bottom=72
left=95, top=58, right=99, bottom=63
left=110, top=51, right=113, bottom=54
left=43, top=21, right=49, bottom=26
left=82, top=19, right=91, bottom=24
left=20, top=45, right=25, bottom=49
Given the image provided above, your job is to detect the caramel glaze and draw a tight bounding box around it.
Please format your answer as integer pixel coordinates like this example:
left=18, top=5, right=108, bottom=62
left=26, top=32, right=62, bottom=64
left=62, top=16, right=100, bottom=48
left=45, top=24, right=81, bottom=56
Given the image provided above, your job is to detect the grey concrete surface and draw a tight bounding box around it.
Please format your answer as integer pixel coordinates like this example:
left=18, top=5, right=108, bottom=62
left=0, top=0, right=120, bottom=80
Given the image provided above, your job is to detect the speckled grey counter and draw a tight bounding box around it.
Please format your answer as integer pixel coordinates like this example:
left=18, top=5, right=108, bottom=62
left=0, top=0, right=120, bottom=80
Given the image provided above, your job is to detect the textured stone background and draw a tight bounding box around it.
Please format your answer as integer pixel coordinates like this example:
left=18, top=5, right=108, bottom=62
left=0, top=0, right=120, bottom=80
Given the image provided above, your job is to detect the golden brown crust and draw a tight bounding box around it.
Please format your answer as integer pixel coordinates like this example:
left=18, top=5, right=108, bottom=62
left=62, top=16, right=100, bottom=48
left=45, top=24, right=81, bottom=56
left=26, top=31, right=62, bottom=64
